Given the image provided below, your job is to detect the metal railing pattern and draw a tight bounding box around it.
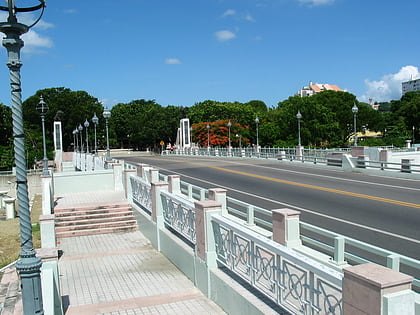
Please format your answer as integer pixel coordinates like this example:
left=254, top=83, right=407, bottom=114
left=130, top=175, right=152, bottom=214
left=212, top=214, right=343, bottom=315
left=160, top=190, right=196, bottom=244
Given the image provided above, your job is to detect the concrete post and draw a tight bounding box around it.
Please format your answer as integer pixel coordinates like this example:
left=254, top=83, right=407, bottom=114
left=151, top=182, right=168, bottom=226
left=135, top=163, right=149, bottom=178
left=113, top=163, right=124, bottom=191
left=168, top=175, right=181, bottom=195
left=194, top=200, right=222, bottom=268
left=4, top=197, right=16, bottom=219
left=343, top=263, right=413, bottom=315
left=124, top=169, right=137, bottom=202
left=272, top=208, right=302, bottom=248
left=149, top=168, right=159, bottom=183
left=401, top=159, right=413, bottom=173
left=41, top=175, right=53, bottom=215
left=151, top=182, right=169, bottom=251
left=208, top=188, right=227, bottom=216
left=39, top=214, right=56, bottom=248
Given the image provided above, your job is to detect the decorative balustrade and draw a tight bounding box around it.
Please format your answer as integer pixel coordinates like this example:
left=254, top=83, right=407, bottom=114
left=130, top=175, right=152, bottom=214
left=212, top=214, right=343, bottom=314
left=160, top=189, right=196, bottom=244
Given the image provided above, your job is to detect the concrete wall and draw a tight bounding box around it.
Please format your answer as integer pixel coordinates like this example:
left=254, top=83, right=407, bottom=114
left=53, top=170, right=114, bottom=194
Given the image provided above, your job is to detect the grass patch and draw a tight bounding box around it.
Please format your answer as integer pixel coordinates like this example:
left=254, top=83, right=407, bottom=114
left=0, top=194, right=42, bottom=269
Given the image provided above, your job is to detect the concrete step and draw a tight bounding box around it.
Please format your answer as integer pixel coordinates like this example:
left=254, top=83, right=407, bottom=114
left=56, top=225, right=138, bottom=238
left=54, top=200, right=138, bottom=238
left=54, top=206, right=132, bottom=218
left=56, top=219, right=138, bottom=232
left=55, top=211, right=134, bottom=224
left=54, top=202, right=131, bottom=214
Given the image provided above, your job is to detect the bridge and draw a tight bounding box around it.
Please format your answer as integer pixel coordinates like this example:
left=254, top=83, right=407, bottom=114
left=1, top=149, right=419, bottom=314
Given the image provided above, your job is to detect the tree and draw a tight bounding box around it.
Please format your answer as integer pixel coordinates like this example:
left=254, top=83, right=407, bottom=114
left=23, top=87, right=104, bottom=152
left=192, top=120, right=250, bottom=148
left=0, top=103, right=13, bottom=170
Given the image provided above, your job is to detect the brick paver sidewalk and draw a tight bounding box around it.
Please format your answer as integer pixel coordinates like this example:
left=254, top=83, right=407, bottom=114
left=58, top=231, right=226, bottom=315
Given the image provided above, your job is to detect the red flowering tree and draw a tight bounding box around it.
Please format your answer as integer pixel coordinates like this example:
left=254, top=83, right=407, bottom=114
left=192, top=120, right=250, bottom=147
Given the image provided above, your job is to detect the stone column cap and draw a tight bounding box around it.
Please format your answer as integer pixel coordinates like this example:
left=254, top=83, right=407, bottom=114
left=272, top=208, right=301, bottom=217
left=344, top=263, right=413, bottom=289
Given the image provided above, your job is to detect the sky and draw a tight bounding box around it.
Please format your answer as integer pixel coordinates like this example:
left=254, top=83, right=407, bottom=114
left=0, top=0, right=419, bottom=109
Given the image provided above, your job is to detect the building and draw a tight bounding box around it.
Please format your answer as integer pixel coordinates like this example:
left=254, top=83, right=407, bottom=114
left=402, top=77, right=420, bottom=95
left=296, top=82, right=343, bottom=97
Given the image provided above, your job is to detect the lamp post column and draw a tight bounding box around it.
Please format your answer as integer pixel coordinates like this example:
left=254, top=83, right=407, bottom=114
left=37, top=96, right=49, bottom=175
left=255, top=116, right=259, bottom=154
left=103, top=109, right=111, bottom=161
left=84, top=119, right=90, bottom=153
left=0, top=1, right=46, bottom=313
left=206, top=124, right=210, bottom=149
left=352, top=103, right=358, bottom=146
left=296, top=110, right=302, bottom=147
left=92, top=113, right=99, bottom=155
left=78, top=124, right=83, bottom=169
left=227, top=120, right=232, bottom=154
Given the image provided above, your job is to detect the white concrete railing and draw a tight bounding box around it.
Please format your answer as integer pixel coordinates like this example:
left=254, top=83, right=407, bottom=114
left=164, top=146, right=420, bottom=177
left=125, top=163, right=419, bottom=314
left=212, top=213, right=343, bottom=314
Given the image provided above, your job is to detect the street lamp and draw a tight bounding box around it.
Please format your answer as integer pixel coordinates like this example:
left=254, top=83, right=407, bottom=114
left=92, top=113, right=99, bottom=155
left=73, top=129, right=78, bottom=152
left=84, top=119, right=90, bottom=153
left=36, top=96, right=49, bottom=176
left=255, top=116, right=259, bottom=151
left=206, top=124, right=210, bottom=148
left=103, top=109, right=111, bottom=161
left=236, top=134, right=242, bottom=149
left=0, top=1, right=46, bottom=313
left=78, top=124, right=83, bottom=160
left=352, top=103, right=358, bottom=146
left=296, top=110, right=302, bottom=147
left=227, top=120, right=232, bottom=151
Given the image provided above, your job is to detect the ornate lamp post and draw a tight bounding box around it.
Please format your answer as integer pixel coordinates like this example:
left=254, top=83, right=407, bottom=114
left=227, top=120, right=232, bottom=151
left=73, top=129, right=78, bottom=152
left=84, top=119, right=90, bottom=153
left=255, top=116, right=259, bottom=151
left=236, top=134, right=242, bottom=149
left=206, top=124, right=210, bottom=148
left=92, top=113, right=99, bottom=155
left=352, top=103, right=358, bottom=146
left=0, top=1, right=46, bottom=313
left=103, top=109, right=111, bottom=161
left=296, top=110, right=302, bottom=147
left=78, top=124, right=83, bottom=167
left=36, top=96, right=49, bottom=175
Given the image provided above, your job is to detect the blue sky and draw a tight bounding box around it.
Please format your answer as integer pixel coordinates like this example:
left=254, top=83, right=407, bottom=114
left=0, top=0, right=418, bottom=109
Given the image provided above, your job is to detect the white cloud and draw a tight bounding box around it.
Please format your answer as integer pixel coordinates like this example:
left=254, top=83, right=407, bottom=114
left=222, top=9, right=236, bottom=17
left=298, top=0, right=335, bottom=6
left=244, top=13, right=255, bottom=22
left=360, top=65, right=420, bottom=102
left=165, top=58, right=181, bottom=65
left=215, top=30, right=236, bottom=42
left=22, top=30, right=53, bottom=53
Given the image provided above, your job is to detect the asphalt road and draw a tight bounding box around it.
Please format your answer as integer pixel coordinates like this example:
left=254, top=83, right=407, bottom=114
left=117, top=154, right=420, bottom=261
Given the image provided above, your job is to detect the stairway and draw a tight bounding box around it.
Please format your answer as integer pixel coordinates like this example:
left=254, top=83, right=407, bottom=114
left=54, top=201, right=138, bottom=238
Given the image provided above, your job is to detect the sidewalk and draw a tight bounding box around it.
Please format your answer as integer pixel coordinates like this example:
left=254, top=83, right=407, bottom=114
left=56, top=192, right=226, bottom=314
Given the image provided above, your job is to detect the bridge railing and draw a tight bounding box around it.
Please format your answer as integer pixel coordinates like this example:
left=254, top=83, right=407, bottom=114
left=125, top=165, right=417, bottom=314
left=212, top=214, right=343, bottom=314
left=164, top=147, right=420, bottom=176
left=127, top=162, right=420, bottom=293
